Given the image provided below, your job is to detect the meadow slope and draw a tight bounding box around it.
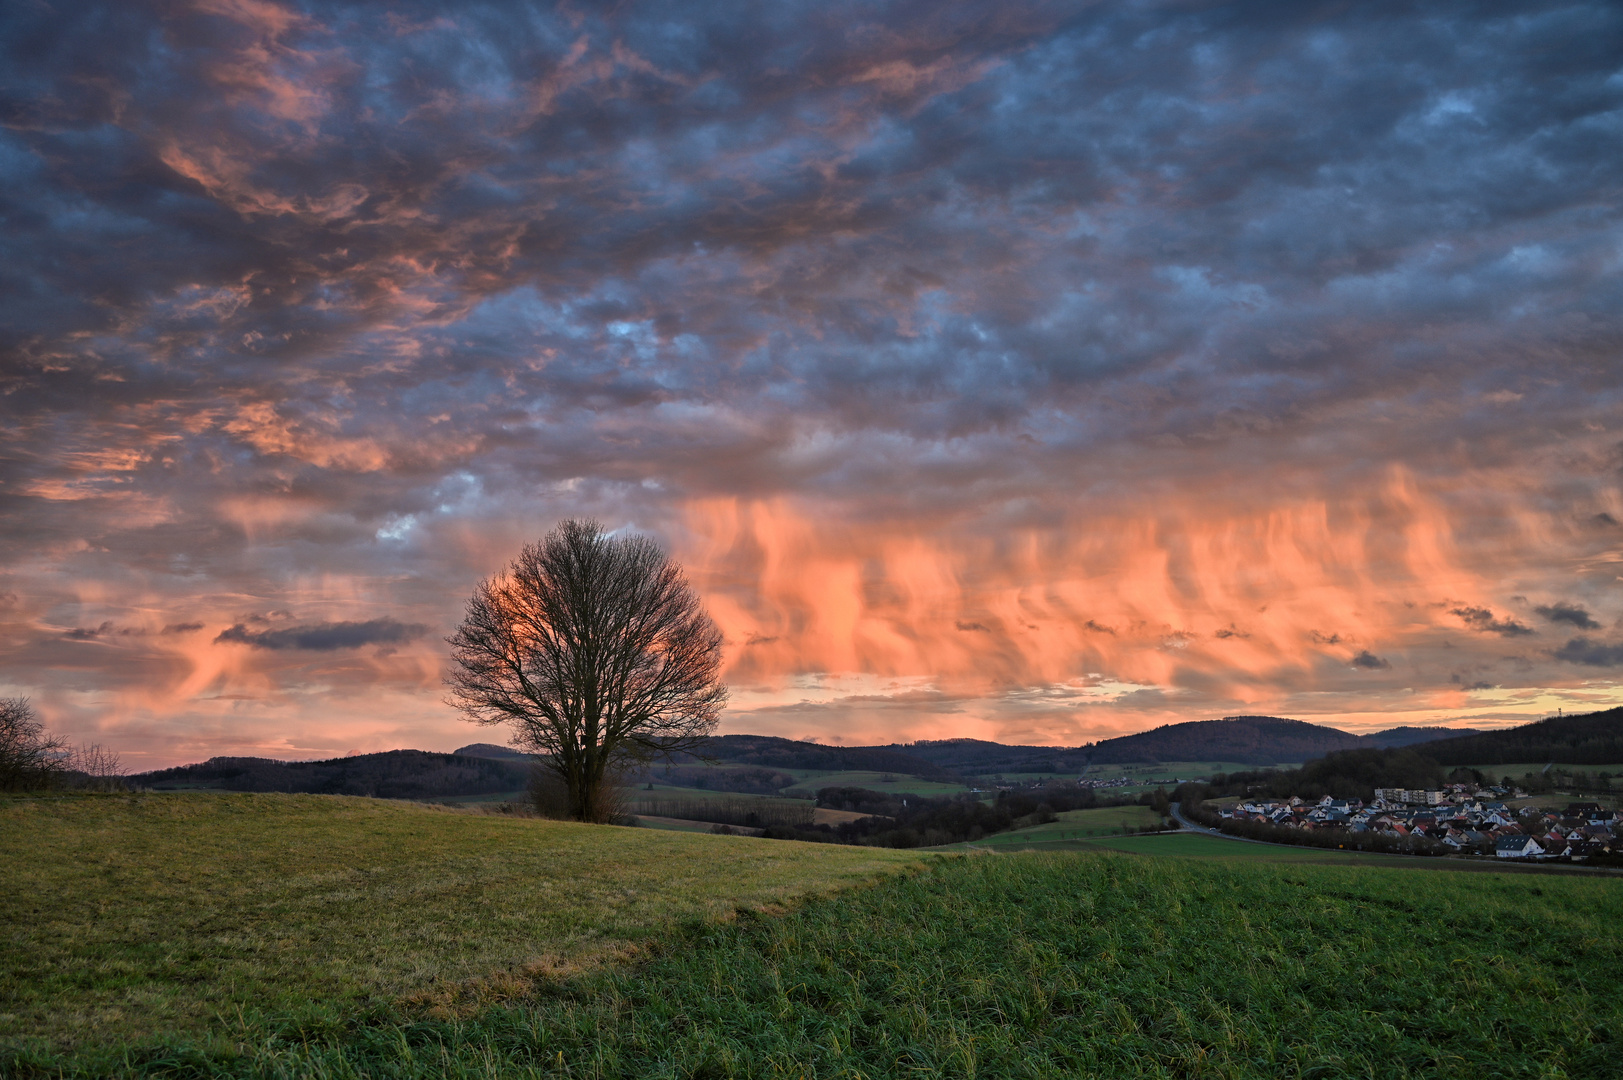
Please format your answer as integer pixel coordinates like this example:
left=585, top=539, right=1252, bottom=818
left=6, top=797, right=1620, bottom=1079
left=0, top=793, right=922, bottom=1050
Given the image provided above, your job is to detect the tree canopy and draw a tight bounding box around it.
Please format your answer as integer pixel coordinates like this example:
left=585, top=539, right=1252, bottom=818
left=446, top=520, right=726, bottom=822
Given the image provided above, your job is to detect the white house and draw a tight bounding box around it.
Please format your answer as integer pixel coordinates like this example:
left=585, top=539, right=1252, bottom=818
left=1494, top=835, right=1544, bottom=859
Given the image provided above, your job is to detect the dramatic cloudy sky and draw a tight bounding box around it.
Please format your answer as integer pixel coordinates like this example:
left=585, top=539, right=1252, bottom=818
left=3, top=0, right=1622, bottom=767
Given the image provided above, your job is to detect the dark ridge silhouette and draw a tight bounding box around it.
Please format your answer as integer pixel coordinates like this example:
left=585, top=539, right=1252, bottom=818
left=1080, top=716, right=1365, bottom=766
left=680, top=734, right=960, bottom=781
left=453, top=743, right=533, bottom=760
left=1416, top=707, right=1623, bottom=766
left=1364, top=725, right=1483, bottom=749
left=133, top=749, right=530, bottom=799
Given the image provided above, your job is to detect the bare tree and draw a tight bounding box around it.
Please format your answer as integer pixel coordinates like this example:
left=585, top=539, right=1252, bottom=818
left=447, top=520, right=727, bottom=822
left=71, top=742, right=127, bottom=792
left=0, top=697, right=69, bottom=792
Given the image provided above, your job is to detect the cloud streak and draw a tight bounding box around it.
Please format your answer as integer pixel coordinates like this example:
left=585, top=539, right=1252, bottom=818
left=214, top=619, right=429, bottom=652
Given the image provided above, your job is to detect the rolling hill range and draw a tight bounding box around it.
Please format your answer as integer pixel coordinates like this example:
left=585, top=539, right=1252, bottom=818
left=862, top=717, right=1481, bottom=773
left=134, top=711, right=1617, bottom=799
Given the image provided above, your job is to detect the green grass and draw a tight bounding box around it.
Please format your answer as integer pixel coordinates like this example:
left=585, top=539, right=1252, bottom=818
left=12, top=851, right=1620, bottom=1078
left=933, top=804, right=1165, bottom=850
left=0, top=793, right=922, bottom=1051
left=1073, top=832, right=1622, bottom=875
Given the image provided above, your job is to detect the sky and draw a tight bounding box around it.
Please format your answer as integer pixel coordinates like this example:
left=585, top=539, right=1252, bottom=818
left=3, top=1, right=1623, bottom=769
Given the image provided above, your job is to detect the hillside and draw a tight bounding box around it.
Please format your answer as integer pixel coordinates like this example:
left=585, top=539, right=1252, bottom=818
left=860, top=721, right=1481, bottom=774
left=134, top=749, right=530, bottom=799
left=856, top=739, right=1094, bottom=774
left=1084, top=716, right=1364, bottom=765
left=1364, top=725, right=1483, bottom=748
left=452, top=743, right=533, bottom=760
left=1418, top=707, right=1623, bottom=766
left=684, top=734, right=960, bottom=781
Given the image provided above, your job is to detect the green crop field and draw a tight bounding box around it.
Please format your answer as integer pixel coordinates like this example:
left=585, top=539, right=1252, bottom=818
left=0, top=793, right=922, bottom=1054
left=933, top=804, right=1165, bottom=851
left=8, top=837, right=1619, bottom=1078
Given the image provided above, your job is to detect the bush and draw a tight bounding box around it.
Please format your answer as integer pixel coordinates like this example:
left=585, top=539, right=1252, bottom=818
left=0, top=698, right=68, bottom=792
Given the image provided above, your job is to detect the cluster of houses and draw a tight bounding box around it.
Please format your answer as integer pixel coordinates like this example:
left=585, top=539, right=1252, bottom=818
left=1220, top=785, right=1617, bottom=861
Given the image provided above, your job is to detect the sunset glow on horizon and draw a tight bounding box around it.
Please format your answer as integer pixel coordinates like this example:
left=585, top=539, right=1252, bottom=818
left=3, top=2, right=1622, bottom=768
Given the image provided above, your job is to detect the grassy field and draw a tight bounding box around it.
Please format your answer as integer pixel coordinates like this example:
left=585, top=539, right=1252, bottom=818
left=11, top=848, right=1619, bottom=1078
left=1067, top=832, right=1623, bottom=876
left=0, top=793, right=923, bottom=1052
left=933, top=804, right=1165, bottom=851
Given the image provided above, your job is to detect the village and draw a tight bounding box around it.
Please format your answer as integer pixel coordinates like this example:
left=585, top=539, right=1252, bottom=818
left=1219, top=785, right=1619, bottom=861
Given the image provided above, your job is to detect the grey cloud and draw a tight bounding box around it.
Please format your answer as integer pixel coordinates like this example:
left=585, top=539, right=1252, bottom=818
left=160, top=622, right=205, bottom=635
left=1351, top=651, right=1390, bottom=670
left=955, top=621, right=990, bottom=632
left=1450, top=607, right=1535, bottom=637
left=1533, top=602, right=1600, bottom=630
left=1550, top=637, right=1623, bottom=668
left=213, top=619, right=429, bottom=652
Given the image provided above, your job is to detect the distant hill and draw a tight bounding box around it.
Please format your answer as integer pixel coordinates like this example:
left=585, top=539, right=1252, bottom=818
left=1363, top=725, right=1483, bottom=749
left=688, top=735, right=959, bottom=781
left=1416, top=707, right=1623, bottom=767
left=453, top=743, right=534, bottom=760
left=134, top=749, right=530, bottom=799
left=853, top=739, right=1094, bottom=775
left=1083, top=716, right=1365, bottom=766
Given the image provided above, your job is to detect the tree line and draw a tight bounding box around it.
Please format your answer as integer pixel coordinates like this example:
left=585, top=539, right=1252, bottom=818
left=1167, top=746, right=1447, bottom=805
left=0, top=698, right=127, bottom=793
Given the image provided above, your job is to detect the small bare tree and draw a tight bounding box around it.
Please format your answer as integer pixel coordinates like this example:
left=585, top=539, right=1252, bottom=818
left=71, top=743, right=127, bottom=792
left=447, top=520, right=727, bottom=823
left=0, top=698, right=69, bottom=792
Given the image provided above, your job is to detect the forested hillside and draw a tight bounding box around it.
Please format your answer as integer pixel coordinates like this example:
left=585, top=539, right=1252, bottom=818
left=1418, top=707, right=1623, bottom=766
left=134, top=750, right=530, bottom=799
left=682, top=734, right=960, bottom=781
left=1083, top=716, right=1364, bottom=765
left=1363, top=725, right=1483, bottom=748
